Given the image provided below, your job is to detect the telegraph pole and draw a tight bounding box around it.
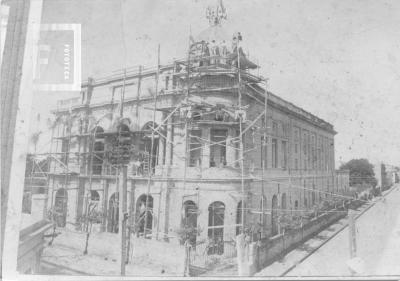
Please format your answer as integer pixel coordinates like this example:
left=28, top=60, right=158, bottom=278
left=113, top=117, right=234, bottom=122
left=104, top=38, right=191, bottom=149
left=119, top=165, right=128, bottom=275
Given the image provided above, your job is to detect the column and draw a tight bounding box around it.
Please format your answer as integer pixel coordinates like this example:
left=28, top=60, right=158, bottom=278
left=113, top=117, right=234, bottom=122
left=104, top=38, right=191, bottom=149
left=226, top=128, right=236, bottom=167
left=157, top=112, right=166, bottom=166
left=165, top=116, right=172, bottom=166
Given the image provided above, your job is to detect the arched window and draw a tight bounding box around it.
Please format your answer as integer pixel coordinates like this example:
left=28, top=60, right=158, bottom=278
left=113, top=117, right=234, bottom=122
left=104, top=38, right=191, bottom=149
left=271, top=195, right=278, bottom=236
left=136, top=194, right=154, bottom=237
left=94, top=126, right=104, bottom=135
left=259, top=196, right=267, bottom=232
left=236, top=201, right=242, bottom=235
left=117, top=123, right=130, bottom=133
left=54, top=188, right=68, bottom=227
left=294, top=200, right=299, bottom=210
left=208, top=201, right=225, bottom=255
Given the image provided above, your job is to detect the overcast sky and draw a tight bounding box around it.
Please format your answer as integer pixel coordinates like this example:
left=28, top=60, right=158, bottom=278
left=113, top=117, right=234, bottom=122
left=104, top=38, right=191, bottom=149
left=32, top=0, right=400, bottom=168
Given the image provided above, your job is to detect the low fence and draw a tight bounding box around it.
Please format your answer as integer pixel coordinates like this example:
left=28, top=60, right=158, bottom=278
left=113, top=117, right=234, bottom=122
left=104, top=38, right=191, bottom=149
left=237, top=208, right=348, bottom=276
left=189, top=239, right=237, bottom=269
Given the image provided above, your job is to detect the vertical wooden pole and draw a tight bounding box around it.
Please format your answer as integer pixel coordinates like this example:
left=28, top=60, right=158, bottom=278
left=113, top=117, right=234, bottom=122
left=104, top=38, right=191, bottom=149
left=119, top=165, right=127, bottom=275
left=144, top=44, right=160, bottom=238
left=102, top=179, right=109, bottom=232
left=348, top=209, right=357, bottom=258
left=126, top=179, right=135, bottom=263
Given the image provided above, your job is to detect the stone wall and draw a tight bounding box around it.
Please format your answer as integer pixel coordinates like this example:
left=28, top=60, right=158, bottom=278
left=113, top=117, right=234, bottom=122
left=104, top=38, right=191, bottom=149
left=237, top=209, right=346, bottom=275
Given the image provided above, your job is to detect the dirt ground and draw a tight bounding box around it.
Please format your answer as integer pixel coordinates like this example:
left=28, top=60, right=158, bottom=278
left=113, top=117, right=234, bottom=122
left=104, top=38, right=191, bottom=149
left=39, top=229, right=183, bottom=276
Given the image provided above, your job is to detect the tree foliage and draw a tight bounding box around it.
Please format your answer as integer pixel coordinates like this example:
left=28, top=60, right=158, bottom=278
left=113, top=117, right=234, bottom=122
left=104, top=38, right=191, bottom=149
left=339, top=158, right=377, bottom=187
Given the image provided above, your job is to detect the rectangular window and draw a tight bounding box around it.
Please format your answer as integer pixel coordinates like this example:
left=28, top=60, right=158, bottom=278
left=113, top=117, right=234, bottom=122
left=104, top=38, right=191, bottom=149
left=281, top=141, right=287, bottom=169
left=165, top=76, right=170, bottom=90
left=307, top=133, right=311, bottom=169
left=311, top=134, right=315, bottom=169
left=272, top=122, right=278, bottom=136
left=294, top=127, right=300, bottom=142
left=210, top=129, right=227, bottom=167
left=261, top=136, right=268, bottom=168
left=189, top=130, right=202, bottom=167
left=61, top=139, right=69, bottom=164
left=295, top=158, right=298, bottom=170
left=272, top=138, right=278, bottom=168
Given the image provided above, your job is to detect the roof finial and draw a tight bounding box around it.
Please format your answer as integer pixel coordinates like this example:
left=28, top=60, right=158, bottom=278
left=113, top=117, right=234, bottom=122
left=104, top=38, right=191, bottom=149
left=206, top=0, right=227, bottom=26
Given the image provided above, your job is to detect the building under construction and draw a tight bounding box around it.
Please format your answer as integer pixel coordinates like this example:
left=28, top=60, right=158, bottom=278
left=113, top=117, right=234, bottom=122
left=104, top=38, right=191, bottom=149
left=28, top=1, right=350, bottom=260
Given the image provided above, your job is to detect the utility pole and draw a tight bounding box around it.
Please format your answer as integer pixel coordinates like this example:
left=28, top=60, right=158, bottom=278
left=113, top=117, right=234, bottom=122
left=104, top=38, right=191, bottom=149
left=119, top=165, right=128, bottom=275
left=236, top=32, right=245, bottom=235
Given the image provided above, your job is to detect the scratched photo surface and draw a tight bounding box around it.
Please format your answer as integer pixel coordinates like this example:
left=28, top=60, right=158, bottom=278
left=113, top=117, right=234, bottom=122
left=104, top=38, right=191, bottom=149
left=2, top=0, right=400, bottom=279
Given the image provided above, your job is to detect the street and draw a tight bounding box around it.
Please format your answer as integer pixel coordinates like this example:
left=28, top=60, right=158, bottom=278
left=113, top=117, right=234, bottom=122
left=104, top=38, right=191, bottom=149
left=286, top=184, right=400, bottom=276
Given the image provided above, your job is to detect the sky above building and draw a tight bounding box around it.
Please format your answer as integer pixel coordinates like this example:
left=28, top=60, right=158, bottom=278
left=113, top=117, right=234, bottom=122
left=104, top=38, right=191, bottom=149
left=30, top=0, right=400, bottom=168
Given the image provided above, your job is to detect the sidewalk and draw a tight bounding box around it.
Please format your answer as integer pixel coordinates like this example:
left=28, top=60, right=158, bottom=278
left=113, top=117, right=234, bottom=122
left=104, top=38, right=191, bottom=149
left=285, top=184, right=400, bottom=276
left=255, top=189, right=392, bottom=277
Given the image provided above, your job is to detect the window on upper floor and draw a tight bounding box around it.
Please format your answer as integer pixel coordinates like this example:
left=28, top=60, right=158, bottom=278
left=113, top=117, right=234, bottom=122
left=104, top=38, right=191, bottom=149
left=281, top=141, right=287, bottom=169
left=303, top=132, right=307, bottom=154
left=294, top=127, right=300, bottom=142
left=61, top=139, right=69, bottom=165
left=165, top=76, right=170, bottom=90
left=210, top=129, right=227, bottom=167
left=272, top=121, right=278, bottom=136
left=272, top=138, right=278, bottom=168
left=260, top=136, right=268, bottom=168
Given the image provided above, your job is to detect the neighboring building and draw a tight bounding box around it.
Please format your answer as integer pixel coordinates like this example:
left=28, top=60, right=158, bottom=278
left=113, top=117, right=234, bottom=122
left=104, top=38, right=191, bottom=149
left=35, top=2, right=348, bottom=256
left=373, top=163, right=399, bottom=191
left=17, top=195, right=52, bottom=274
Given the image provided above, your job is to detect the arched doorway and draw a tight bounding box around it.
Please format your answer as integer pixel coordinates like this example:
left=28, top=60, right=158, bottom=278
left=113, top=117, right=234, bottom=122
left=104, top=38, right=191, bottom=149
left=136, top=194, right=153, bottom=237
left=208, top=201, right=225, bottom=255
left=108, top=192, right=119, bottom=233
left=182, top=200, right=198, bottom=245
left=271, top=195, right=278, bottom=236
left=92, top=127, right=104, bottom=175
left=281, top=193, right=287, bottom=210
left=312, top=187, right=316, bottom=206
left=54, top=188, right=68, bottom=227
left=259, top=196, right=267, bottom=233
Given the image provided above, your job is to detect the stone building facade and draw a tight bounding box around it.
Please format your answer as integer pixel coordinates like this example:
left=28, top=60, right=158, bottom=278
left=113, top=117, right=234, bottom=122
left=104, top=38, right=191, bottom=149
left=44, top=2, right=349, bottom=255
